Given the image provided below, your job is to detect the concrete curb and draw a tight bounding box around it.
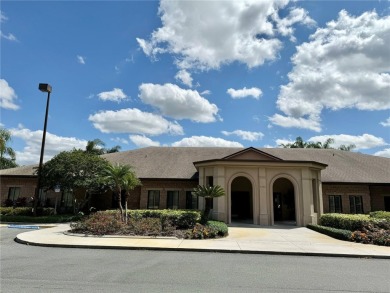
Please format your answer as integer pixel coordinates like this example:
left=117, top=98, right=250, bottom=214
left=14, top=235, right=390, bottom=259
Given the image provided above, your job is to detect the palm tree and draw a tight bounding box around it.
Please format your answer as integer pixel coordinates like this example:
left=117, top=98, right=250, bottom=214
left=122, top=172, right=141, bottom=223
left=105, top=145, right=121, bottom=154
left=85, top=139, right=106, bottom=155
left=103, top=163, right=135, bottom=220
left=192, top=185, right=225, bottom=224
left=339, top=144, right=356, bottom=151
left=0, top=127, right=17, bottom=169
left=86, top=139, right=121, bottom=155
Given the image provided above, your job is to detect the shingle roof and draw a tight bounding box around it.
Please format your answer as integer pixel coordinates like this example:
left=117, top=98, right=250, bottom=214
left=1, top=147, right=389, bottom=184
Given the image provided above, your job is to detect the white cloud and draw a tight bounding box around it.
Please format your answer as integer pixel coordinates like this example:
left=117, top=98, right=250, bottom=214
left=275, top=138, right=294, bottom=147
left=273, top=7, right=316, bottom=42
left=0, top=11, right=8, bottom=23
left=11, top=127, right=88, bottom=165
left=222, top=130, right=264, bottom=141
left=110, top=137, right=129, bottom=145
left=380, top=117, right=390, bottom=127
left=97, top=88, right=128, bottom=102
left=0, top=31, right=17, bottom=41
left=0, top=79, right=19, bottom=110
left=129, top=135, right=160, bottom=147
left=172, top=136, right=243, bottom=147
left=77, top=55, right=86, bottom=64
left=0, top=11, right=17, bottom=41
left=227, top=87, right=262, bottom=100
left=274, top=10, right=390, bottom=131
left=175, top=70, right=193, bottom=87
left=137, top=0, right=313, bottom=70
left=138, top=83, right=219, bottom=123
left=89, top=108, right=184, bottom=136
left=269, top=114, right=321, bottom=132
left=309, top=134, right=388, bottom=150
left=374, top=148, right=390, bottom=158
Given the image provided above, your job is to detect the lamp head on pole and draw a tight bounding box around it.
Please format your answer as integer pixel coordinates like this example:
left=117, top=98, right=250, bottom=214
left=39, top=83, right=52, bottom=93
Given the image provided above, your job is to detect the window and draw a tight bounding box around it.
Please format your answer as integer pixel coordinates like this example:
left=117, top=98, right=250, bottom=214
left=206, top=176, right=214, bottom=187
left=61, top=191, right=73, bottom=207
left=349, top=196, right=363, bottom=214
left=329, top=195, right=342, bottom=213
left=186, top=191, right=198, bottom=209
left=167, top=191, right=179, bottom=209
left=8, top=187, right=21, bottom=201
left=147, top=190, right=160, bottom=209
left=385, top=196, right=390, bottom=212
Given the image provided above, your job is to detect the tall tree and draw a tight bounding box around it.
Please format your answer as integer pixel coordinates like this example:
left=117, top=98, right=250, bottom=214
left=0, top=127, right=18, bottom=169
left=192, top=185, right=225, bottom=224
left=39, top=149, right=110, bottom=212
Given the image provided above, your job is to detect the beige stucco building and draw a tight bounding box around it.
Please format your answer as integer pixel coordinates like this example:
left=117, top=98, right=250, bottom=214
left=194, top=148, right=326, bottom=226
left=1, top=147, right=389, bottom=226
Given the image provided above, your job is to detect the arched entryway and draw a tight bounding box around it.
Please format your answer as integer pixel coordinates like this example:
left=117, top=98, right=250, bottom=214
left=273, top=177, right=296, bottom=224
left=231, top=176, right=253, bottom=223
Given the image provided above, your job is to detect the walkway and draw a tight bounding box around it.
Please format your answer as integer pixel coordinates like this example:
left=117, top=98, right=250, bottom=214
left=12, top=223, right=390, bottom=258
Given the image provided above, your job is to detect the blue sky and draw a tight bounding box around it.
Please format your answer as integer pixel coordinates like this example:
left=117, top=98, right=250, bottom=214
left=1, top=0, right=389, bottom=165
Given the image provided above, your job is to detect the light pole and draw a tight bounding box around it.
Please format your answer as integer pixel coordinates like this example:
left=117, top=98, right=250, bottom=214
left=33, top=83, right=52, bottom=216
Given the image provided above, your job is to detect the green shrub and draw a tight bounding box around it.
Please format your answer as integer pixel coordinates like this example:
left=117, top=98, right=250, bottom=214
left=105, top=209, right=201, bottom=229
left=185, top=223, right=215, bottom=239
left=0, top=207, right=55, bottom=216
left=185, top=221, right=228, bottom=239
left=70, top=211, right=126, bottom=235
left=319, top=213, right=370, bottom=231
left=370, top=211, right=390, bottom=221
left=0, top=214, right=82, bottom=223
left=307, top=224, right=352, bottom=241
left=206, top=220, right=228, bottom=237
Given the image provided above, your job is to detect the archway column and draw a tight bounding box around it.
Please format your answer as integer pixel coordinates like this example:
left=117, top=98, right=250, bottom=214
left=213, top=166, right=226, bottom=222
left=258, top=168, right=269, bottom=225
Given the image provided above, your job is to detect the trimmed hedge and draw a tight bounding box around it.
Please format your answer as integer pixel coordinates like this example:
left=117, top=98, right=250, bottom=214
left=105, top=209, right=201, bottom=229
left=207, top=221, right=229, bottom=237
left=0, top=214, right=82, bottom=223
left=0, top=207, right=55, bottom=216
left=319, top=213, right=370, bottom=231
left=307, top=224, right=352, bottom=241
left=370, top=211, right=390, bottom=221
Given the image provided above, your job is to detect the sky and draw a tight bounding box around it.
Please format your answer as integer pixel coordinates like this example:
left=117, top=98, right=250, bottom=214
left=1, top=0, right=389, bottom=166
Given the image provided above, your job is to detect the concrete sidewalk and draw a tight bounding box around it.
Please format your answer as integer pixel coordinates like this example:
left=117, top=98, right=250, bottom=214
left=10, top=224, right=390, bottom=258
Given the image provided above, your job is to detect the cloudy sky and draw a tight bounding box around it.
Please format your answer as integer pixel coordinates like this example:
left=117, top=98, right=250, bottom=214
left=1, top=0, right=389, bottom=165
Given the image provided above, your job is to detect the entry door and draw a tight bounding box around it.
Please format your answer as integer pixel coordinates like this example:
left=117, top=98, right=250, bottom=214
left=385, top=196, right=390, bottom=212
left=273, top=192, right=282, bottom=221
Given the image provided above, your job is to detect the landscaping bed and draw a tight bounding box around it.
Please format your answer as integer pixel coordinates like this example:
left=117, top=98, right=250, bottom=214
left=70, top=210, right=229, bottom=239
left=307, top=212, right=390, bottom=246
left=0, top=207, right=82, bottom=223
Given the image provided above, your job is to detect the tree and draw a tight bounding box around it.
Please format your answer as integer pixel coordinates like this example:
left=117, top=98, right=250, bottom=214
left=102, top=163, right=139, bottom=220
left=280, top=136, right=307, bottom=148
left=339, top=144, right=356, bottom=151
left=39, top=149, right=110, bottom=212
left=122, top=171, right=141, bottom=223
left=85, top=139, right=106, bottom=155
left=280, top=136, right=354, bottom=151
left=192, top=185, right=225, bottom=224
left=85, top=139, right=121, bottom=155
left=0, top=127, right=18, bottom=169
